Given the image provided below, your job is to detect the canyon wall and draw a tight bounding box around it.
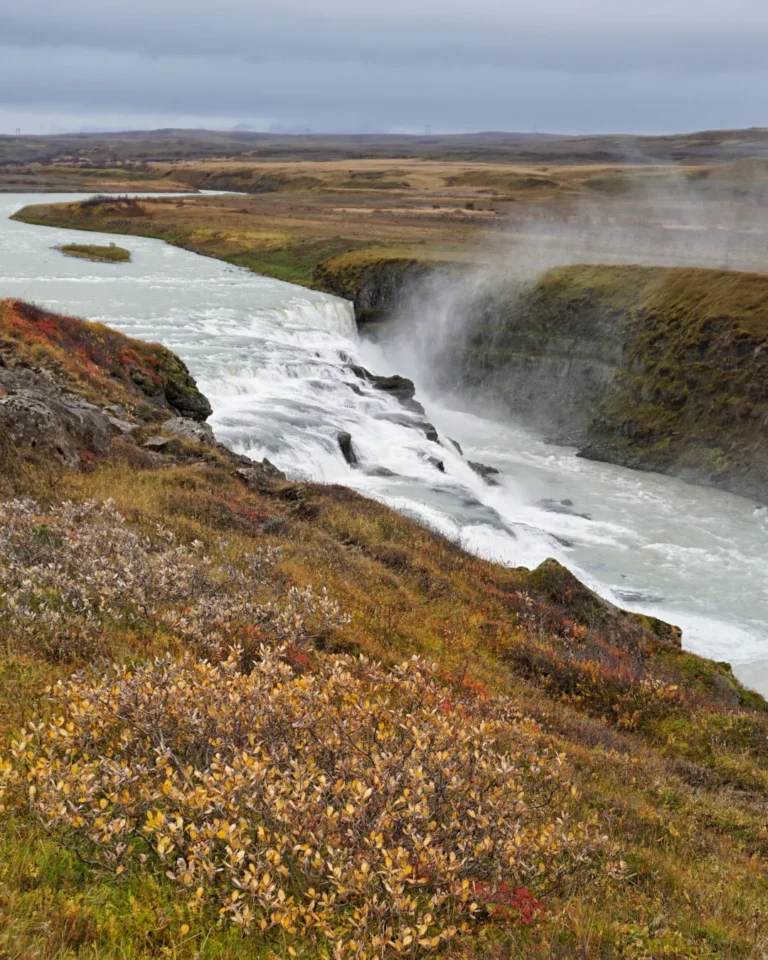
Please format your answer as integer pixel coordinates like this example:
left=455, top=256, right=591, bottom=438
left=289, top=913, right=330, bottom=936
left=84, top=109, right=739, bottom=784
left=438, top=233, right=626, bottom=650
left=319, top=258, right=768, bottom=502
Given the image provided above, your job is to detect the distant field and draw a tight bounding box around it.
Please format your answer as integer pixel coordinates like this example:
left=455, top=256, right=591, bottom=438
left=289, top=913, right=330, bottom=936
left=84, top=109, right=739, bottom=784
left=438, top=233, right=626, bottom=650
left=10, top=127, right=768, bottom=290
left=16, top=149, right=768, bottom=292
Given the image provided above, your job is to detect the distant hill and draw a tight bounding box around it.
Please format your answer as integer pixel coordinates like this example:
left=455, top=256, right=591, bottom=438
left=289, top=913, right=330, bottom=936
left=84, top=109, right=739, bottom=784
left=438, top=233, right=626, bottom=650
left=4, top=126, right=768, bottom=165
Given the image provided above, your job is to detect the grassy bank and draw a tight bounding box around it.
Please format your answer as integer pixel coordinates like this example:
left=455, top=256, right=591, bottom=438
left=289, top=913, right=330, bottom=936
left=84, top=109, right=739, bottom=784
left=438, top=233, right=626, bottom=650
left=0, top=300, right=768, bottom=956
left=12, top=193, right=471, bottom=288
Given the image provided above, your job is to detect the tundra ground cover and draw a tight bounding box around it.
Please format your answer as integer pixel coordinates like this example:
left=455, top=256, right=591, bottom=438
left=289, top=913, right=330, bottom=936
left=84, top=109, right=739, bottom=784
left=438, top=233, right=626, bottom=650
left=0, top=466, right=767, bottom=957
left=1, top=299, right=768, bottom=956
left=2, top=649, right=598, bottom=958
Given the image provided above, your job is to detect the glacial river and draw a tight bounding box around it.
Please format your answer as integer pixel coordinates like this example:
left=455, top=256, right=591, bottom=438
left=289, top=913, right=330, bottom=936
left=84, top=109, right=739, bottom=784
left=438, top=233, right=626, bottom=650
left=2, top=192, right=767, bottom=694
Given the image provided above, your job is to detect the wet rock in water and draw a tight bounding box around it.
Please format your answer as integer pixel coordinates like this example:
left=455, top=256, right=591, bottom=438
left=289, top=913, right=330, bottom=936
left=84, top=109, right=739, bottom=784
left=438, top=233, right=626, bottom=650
left=448, top=437, right=464, bottom=455
left=426, top=456, right=445, bottom=473
left=350, top=365, right=426, bottom=414
left=161, top=417, right=216, bottom=446
left=338, top=431, right=358, bottom=465
left=374, top=411, right=419, bottom=428
left=366, top=466, right=397, bottom=478
left=468, top=460, right=500, bottom=484
left=424, top=423, right=439, bottom=443
left=537, top=498, right=592, bottom=520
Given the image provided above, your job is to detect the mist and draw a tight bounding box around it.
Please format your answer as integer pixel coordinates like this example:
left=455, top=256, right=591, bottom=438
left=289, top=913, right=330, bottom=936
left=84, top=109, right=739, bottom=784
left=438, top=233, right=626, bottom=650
left=380, top=164, right=768, bottom=413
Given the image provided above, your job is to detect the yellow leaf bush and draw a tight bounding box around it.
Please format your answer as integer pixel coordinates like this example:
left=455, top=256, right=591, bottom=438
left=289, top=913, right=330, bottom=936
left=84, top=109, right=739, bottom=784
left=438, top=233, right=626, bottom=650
left=4, top=649, right=597, bottom=957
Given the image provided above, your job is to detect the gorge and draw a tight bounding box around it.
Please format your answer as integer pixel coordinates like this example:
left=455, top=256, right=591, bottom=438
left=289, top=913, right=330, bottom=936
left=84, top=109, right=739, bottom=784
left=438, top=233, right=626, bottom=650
left=3, top=191, right=768, bottom=696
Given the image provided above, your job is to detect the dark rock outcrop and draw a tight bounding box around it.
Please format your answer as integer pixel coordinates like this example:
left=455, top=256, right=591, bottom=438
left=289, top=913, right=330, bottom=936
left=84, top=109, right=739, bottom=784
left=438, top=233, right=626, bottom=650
left=161, top=417, right=216, bottom=446
left=337, top=431, right=358, bottom=465
left=468, top=460, right=500, bottom=484
left=0, top=368, right=115, bottom=466
left=315, top=258, right=442, bottom=334
left=163, top=374, right=213, bottom=422
left=0, top=299, right=216, bottom=471
left=234, top=462, right=288, bottom=491
left=349, top=365, right=425, bottom=415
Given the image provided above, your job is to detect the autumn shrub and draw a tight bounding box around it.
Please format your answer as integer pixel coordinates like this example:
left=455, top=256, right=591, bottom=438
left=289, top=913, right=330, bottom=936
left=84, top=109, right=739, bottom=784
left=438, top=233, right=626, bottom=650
left=1, top=650, right=598, bottom=957
left=78, top=195, right=144, bottom=215
left=0, top=498, right=344, bottom=662
left=78, top=194, right=113, bottom=209
left=503, top=605, right=695, bottom=731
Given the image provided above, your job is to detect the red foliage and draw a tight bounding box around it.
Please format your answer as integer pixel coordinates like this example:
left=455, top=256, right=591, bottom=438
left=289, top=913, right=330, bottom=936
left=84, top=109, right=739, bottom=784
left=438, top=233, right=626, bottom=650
left=0, top=299, right=176, bottom=407
left=284, top=642, right=311, bottom=670
left=475, top=883, right=544, bottom=927
left=78, top=451, right=98, bottom=473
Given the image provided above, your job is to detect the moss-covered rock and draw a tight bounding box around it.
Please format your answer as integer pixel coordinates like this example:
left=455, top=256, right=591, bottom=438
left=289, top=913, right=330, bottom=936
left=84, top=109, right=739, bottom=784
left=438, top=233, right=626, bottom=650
left=314, top=252, right=466, bottom=332
left=0, top=299, right=212, bottom=422
left=527, top=558, right=683, bottom=651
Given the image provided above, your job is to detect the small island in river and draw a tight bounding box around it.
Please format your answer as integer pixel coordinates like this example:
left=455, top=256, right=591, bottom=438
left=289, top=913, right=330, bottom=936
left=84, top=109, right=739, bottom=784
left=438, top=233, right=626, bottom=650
left=57, top=242, right=131, bottom=263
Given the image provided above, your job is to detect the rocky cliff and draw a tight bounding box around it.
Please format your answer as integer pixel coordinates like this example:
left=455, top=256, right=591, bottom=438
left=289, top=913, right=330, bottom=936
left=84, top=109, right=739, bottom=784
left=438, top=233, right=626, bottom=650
left=0, top=298, right=212, bottom=470
left=314, top=254, right=458, bottom=334
left=454, top=265, right=768, bottom=502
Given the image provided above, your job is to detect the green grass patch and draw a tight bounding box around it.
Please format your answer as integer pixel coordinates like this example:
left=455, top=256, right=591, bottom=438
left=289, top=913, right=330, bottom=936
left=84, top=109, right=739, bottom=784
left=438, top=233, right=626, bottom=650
left=58, top=243, right=131, bottom=263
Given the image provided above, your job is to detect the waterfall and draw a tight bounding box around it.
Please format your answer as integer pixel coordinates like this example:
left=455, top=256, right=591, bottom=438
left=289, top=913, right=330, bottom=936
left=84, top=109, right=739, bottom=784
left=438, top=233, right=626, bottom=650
left=2, top=190, right=768, bottom=695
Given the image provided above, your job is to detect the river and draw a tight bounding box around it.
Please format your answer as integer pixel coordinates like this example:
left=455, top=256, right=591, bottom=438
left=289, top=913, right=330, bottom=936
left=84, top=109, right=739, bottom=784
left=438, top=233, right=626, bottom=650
left=2, top=192, right=767, bottom=694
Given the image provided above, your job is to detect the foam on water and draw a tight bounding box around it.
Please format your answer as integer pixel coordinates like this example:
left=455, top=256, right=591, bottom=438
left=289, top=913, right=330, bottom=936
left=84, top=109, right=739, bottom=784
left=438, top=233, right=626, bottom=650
left=2, top=192, right=767, bottom=693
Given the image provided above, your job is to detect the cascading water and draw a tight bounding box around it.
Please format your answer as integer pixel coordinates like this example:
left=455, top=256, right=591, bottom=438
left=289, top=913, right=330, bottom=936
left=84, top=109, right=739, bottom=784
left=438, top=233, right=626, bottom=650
left=2, top=192, right=768, bottom=695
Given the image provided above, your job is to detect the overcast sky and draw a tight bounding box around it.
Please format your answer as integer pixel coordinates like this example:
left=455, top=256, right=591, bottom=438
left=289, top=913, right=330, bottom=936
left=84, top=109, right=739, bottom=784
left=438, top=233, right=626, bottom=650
left=3, top=0, right=768, bottom=135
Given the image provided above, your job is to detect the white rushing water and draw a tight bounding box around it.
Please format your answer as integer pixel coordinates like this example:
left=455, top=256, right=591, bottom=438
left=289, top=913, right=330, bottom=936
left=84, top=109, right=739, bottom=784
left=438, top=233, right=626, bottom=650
left=2, top=192, right=768, bottom=694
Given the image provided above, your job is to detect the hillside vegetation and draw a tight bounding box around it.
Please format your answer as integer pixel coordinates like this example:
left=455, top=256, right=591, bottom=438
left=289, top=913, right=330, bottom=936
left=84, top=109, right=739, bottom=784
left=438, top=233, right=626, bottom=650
left=0, top=301, right=768, bottom=957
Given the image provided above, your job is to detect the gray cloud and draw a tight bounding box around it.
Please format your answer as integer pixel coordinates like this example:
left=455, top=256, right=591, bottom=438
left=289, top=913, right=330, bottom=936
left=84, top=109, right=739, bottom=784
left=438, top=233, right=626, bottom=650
left=2, top=1, right=768, bottom=134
